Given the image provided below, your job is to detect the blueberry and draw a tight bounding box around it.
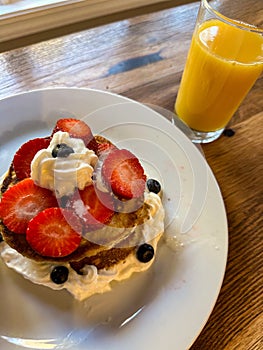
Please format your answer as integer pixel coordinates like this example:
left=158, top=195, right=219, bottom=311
left=50, top=266, right=69, bottom=284
left=136, top=243, right=154, bottom=263
left=59, top=195, right=70, bottom=208
left=52, top=143, right=74, bottom=158
left=0, top=234, right=3, bottom=243
left=146, top=179, right=161, bottom=194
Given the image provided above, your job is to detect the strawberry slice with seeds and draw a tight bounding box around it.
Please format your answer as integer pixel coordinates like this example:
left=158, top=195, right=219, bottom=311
left=26, top=207, right=82, bottom=258
left=13, top=137, right=50, bottom=180
left=66, top=185, right=114, bottom=229
left=0, top=178, right=57, bottom=234
left=52, top=118, right=97, bottom=151
left=101, top=149, right=146, bottom=199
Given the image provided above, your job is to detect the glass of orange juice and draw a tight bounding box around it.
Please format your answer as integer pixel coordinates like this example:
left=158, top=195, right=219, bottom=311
left=175, top=0, right=263, bottom=143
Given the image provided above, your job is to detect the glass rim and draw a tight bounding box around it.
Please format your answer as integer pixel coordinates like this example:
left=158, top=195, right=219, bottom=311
left=202, top=0, right=263, bottom=34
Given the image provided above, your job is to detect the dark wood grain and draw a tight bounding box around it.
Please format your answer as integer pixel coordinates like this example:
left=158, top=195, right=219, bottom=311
left=0, top=1, right=262, bottom=349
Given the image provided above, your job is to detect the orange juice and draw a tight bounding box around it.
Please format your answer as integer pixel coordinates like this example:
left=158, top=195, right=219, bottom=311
left=175, top=19, right=263, bottom=132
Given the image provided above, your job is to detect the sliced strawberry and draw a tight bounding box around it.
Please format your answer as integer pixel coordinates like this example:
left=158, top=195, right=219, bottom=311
left=0, top=178, right=57, bottom=234
left=13, top=137, right=50, bottom=180
left=97, top=142, right=117, bottom=157
left=52, top=118, right=97, bottom=151
left=101, top=149, right=146, bottom=199
left=26, top=207, right=82, bottom=258
left=87, top=138, right=99, bottom=153
left=66, top=185, right=114, bottom=229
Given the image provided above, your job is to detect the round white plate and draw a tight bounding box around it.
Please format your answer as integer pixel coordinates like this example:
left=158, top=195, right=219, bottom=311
left=0, top=88, right=228, bottom=350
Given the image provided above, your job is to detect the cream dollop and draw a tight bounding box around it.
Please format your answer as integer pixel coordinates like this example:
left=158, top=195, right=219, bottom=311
left=83, top=192, right=164, bottom=248
left=31, top=131, right=98, bottom=197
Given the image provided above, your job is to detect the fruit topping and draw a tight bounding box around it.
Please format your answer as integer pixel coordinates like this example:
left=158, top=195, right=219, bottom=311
left=52, top=143, right=74, bottom=158
left=50, top=266, right=69, bottom=284
left=52, top=118, right=97, bottom=151
left=59, top=195, right=70, bottom=208
left=26, top=207, right=82, bottom=258
left=13, top=137, right=50, bottom=180
left=136, top=243, right=155, bottom=263
left=0, top=233, right=3, bottom=243
left=97, top=142, right=116, bottom=157
left=0, top=178, right=57, bottom=234
left=66, top=184, right=114, bottom=229
left=101, top=149, right=146, bottom=199
left=146, top=178, right=161, bottom=194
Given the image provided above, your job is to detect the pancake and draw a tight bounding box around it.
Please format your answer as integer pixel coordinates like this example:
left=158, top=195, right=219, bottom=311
left=0, top=135, right=159, bottom=269
left=0, top=122, right=165, bottom=300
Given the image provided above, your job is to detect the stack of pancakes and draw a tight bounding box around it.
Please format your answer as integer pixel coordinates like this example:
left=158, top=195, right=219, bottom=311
left=0, top=135, right=159, bottom=274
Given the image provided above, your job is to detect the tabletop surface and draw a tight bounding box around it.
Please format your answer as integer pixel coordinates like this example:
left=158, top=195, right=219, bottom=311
left=0, top=1, right=262, bottom=349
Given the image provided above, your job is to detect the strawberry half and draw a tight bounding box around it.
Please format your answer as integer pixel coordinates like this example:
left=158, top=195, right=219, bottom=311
left=0, top=178, right=57, bottom=234
left=26, top=207, right=82, bottom=258
left=66, top=185, right=114, bottom=229
left=101, top=149, right=146, bottom=199
left=13, top=137, right=50, bottom=180
left=52, top=118, right=97, bottom=151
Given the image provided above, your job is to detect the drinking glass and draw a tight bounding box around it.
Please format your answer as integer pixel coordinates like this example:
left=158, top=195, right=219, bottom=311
left=175, top=0, right=263, bottom=143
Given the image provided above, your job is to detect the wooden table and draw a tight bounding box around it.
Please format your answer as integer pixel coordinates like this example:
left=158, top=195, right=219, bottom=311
left=0, top=1, right=262, bottom=349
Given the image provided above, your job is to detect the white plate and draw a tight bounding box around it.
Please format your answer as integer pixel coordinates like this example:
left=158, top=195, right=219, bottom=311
left=0, top=88, right=228, bottom=350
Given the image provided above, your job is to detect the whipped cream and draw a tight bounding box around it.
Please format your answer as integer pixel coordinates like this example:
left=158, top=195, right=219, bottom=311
left=31, top=132, right=98, bottom=197
left=83, top=192, right=164, bottom=247
left=0, top=192, right=164, bottom=301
